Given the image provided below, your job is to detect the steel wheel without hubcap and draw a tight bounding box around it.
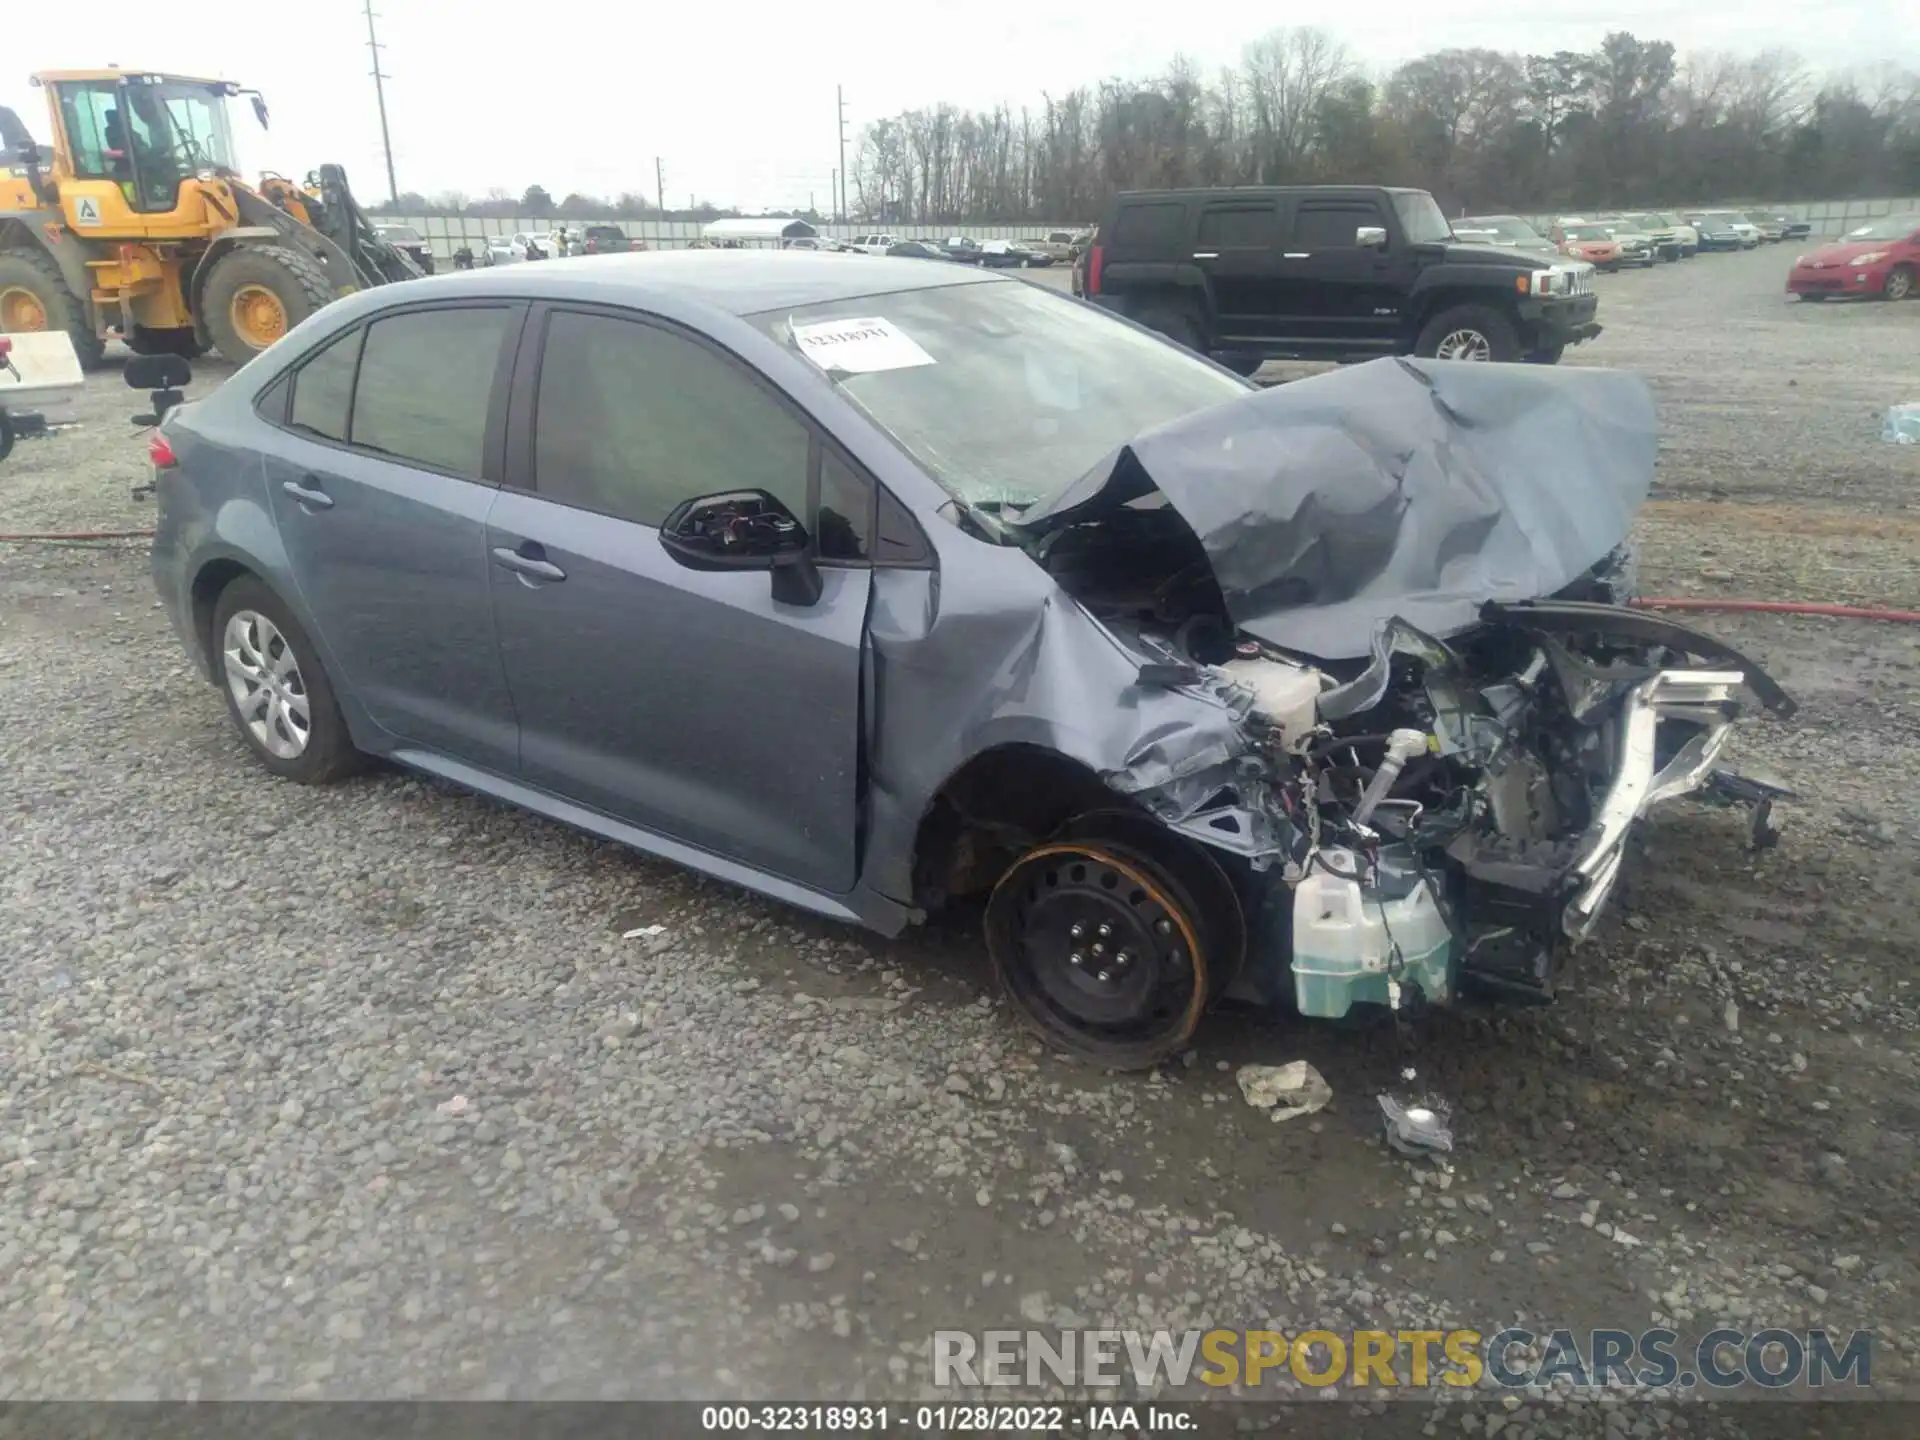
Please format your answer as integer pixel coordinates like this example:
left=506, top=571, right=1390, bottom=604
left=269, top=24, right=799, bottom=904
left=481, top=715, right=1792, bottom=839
left=0, top=285, right=48, bottom=331
left=986, top=839, right=1216, bottom=1067
left=230, top=284, right=290, bottom=348
left=1433, top=328, right=1493, bottom=361
left=223, top=610, right=311, bottom=759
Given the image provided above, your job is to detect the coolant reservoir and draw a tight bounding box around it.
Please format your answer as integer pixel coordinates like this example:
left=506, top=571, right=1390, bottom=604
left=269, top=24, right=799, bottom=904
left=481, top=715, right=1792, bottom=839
left=1213, top=653, right=1322, bottom=744
left=1289, top=848, right=1454, bottom=1019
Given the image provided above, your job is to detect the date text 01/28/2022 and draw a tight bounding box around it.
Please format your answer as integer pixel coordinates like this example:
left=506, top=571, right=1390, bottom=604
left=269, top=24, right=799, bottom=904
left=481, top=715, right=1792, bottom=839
left=699, top=1404, right=1190, bottom=1431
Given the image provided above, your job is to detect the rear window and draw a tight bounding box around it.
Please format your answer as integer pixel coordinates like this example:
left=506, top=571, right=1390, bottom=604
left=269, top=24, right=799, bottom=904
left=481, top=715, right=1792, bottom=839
left=349, top=307, right=513, bottom=479
left=1290, top=203, right=1384, bottom=249
left=1108, top=201, right=1187, bottom=253
left=1197, top=204, right=1278, bottom=249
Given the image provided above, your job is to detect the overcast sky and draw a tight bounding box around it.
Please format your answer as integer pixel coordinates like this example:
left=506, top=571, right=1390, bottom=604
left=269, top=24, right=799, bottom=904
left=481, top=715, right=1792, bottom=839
left=5, top=2, right=1903, bottom=213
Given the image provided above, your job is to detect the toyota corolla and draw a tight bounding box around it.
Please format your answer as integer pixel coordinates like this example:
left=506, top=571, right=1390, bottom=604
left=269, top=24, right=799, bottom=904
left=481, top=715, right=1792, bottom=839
left=138, top=253, right=1791, bottom=1068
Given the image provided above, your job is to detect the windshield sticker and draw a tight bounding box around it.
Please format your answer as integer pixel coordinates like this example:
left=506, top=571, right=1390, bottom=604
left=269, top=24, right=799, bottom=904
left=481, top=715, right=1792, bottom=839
left=790, top=317, right=936, bottom=375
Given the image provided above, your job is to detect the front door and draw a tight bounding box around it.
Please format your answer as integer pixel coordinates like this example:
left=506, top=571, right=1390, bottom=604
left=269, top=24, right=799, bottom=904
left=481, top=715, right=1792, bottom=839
left=1269, top=198, right=1413, bottom=350
left=1190, top=198, right=1285, bottom=343
left=486, top=304, right=873, bottom=894
left=260, top=302, right=525, bottom=772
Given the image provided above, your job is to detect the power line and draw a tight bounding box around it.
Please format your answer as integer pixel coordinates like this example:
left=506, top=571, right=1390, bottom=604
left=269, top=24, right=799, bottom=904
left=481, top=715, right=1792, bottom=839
left=363, top=0, right=398, bottom=203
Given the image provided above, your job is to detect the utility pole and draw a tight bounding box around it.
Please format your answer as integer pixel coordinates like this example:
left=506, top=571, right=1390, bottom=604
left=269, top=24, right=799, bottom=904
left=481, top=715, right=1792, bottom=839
left=362, top=0, right=398, bottom=204
left=836, top=86, right=849, bottom=222
left=655, top=157, right=665, bottom=215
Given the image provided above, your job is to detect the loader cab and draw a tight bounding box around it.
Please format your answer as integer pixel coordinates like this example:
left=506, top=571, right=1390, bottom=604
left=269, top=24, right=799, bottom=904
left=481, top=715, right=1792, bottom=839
left=37, top=71, right=253, bottom=219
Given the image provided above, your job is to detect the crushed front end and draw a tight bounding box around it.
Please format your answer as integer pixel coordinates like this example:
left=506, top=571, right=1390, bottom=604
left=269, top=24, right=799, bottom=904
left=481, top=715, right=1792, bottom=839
left=1014, top=355, right=1795, bottom=1029
left=1111, top=595, right=1792, bottom=1020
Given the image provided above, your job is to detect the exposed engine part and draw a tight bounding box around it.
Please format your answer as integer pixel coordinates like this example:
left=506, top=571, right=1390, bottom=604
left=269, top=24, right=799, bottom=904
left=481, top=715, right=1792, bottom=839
left=1352, top=729, right=1430, bottom=826
left=1211, top=650, right=1324, bottom=746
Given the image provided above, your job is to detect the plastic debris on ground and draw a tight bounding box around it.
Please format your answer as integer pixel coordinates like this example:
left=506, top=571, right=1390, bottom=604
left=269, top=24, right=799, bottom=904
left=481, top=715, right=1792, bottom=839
left=1885, top=403, right=1920, bottom=444
left=1378, top=1093, right=1454, bottom=1157
left=622, top=924, right=667, bottom=939
left=1236, top=1061, right=1333, bottom=1122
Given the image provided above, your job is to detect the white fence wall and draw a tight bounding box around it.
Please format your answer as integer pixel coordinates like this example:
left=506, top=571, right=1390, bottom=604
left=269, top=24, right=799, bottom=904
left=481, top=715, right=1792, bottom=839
left=386, top=196, right=1919, bottom=262
left=390, top=217, right=1090, bottom=261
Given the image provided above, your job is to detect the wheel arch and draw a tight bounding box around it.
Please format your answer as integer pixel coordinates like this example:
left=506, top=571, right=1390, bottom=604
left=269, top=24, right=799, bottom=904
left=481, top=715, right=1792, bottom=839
left=0, top=211, right=98, bottom=327
left=1408, top=280, right=1520, bottom=333
left=904, top=742, right=1142, bottom=914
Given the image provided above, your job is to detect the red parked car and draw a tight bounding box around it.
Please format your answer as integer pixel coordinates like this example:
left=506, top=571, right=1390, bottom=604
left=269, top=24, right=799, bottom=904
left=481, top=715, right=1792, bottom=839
left=1786, top=213, right=1920, bottom=301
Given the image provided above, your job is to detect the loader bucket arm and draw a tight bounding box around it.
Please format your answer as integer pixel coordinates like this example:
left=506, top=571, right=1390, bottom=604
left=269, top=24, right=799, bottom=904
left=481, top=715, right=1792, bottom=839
left=314, top=165, right=424, bottom=286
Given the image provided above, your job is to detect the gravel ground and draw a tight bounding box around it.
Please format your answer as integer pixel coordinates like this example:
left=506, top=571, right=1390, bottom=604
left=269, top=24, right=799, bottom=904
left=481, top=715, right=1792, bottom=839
left=3, top=248, right=1917, bottom=1435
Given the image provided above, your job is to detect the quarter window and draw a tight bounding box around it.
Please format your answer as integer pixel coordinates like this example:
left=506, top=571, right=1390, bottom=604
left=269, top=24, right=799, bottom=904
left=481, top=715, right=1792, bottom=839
left=287, top=328, right=361, bottom=441
left=349, top=307, right=511, bottom=479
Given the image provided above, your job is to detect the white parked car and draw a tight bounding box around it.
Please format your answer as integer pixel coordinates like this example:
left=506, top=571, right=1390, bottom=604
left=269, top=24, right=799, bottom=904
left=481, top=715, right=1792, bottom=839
left=843, top=233, right=900, bottom=256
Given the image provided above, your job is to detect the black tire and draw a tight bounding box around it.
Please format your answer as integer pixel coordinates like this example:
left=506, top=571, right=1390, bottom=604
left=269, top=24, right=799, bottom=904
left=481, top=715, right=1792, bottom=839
left=200, top=244, right=335, bottom=365
left=1221, top=355, right=1265, bottom=378
left=210, top=576, right=363, bottom=784
left=1413, top=304, right=1520, bottom=362
left=128, top=326, right=205, bottom=359
left=984, top=824, right=1225, bottom=1070
left=1137, top=304, right=1204, bottom=354
left=1886, top=265, right=1916, bottom=302
left=0, top=246, right=106, bottom=367
left=0, top=408, right=14, bottom=463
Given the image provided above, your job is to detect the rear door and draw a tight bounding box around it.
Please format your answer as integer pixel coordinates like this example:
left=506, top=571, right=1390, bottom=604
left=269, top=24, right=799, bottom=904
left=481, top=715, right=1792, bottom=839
left=259, top=301, right=525, bottom=771
left=485, top=304, right=875, bottom=894
left=1269, top=196, right=1411, bottom=350
left=1189, top=198, right=1284, bottom=342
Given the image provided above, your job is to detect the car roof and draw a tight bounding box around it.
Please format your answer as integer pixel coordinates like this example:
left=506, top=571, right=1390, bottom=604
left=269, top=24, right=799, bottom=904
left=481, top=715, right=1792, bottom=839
left=345, top=250, right=997, bottom=317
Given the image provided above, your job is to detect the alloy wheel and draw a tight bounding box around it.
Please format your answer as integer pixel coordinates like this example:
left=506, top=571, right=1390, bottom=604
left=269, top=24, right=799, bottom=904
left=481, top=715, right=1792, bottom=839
left=1434, top=328, right=1493, bottom=362
left=222, top=610, right=312, bottom=758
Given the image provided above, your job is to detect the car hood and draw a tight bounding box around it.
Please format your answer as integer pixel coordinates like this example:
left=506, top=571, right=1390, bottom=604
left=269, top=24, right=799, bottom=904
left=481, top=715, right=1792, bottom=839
left=1013, top=356, right=1655, bottom=660
left=1443, top=241, right=1554, bottom=265
left=1800, top=240, right=1898, bottom=264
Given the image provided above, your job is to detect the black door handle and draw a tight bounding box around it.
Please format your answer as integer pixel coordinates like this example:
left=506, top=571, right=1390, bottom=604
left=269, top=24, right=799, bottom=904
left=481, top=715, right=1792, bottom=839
left=282, top=478, right=333, bottom=510
left=490, top=543, right=566, bottom=583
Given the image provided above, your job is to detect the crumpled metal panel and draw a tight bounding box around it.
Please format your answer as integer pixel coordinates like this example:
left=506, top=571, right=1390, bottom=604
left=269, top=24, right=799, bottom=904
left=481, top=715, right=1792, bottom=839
left=1016, top=357, right=1657, bottom=660
left=856, top=559, right=1260, bottom=912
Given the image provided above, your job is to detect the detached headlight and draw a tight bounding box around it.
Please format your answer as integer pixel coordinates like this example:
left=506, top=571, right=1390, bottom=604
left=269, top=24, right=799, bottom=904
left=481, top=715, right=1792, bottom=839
left=1853, top=251, right=1887, bottom=265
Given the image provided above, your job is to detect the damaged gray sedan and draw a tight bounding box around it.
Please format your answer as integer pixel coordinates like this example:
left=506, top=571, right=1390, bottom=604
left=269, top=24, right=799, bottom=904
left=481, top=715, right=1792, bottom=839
left=144, top=252, right=1792, bottom=1068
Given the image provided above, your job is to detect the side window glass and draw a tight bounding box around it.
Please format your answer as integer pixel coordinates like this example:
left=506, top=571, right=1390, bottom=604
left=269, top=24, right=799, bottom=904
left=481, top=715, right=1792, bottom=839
left=57, top=84, right=118, bottom=180
left=1290, top=205, right=1384, bottom=250
left=1197, top=206, right=1277, bottom=249
left=532, top=310, right=809, bottom=530
left=350, top=308, right=511, bottom=478
left=816, top=447, right=871, bottom=562
left=287, top=328, right=362, bottom=441
left=1110, top=202, right=1187, bottom=252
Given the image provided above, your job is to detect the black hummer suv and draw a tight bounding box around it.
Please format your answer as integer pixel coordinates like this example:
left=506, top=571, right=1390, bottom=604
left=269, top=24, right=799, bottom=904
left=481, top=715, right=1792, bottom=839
left=1079, top=185, right=1601, bottom=373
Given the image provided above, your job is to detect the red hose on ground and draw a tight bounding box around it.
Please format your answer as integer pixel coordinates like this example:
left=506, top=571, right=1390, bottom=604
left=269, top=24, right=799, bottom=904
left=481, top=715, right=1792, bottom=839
left=1633, top=597, right=1920, bottom=624
left=0, top=529, right=156, bottom=541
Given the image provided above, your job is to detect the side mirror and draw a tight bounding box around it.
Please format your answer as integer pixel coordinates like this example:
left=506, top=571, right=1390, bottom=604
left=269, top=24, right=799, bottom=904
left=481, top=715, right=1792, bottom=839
left=659, top=488, right=822, bottom=606
left=1356, top=225, right=1388, bottom=249
left=125, top=354, right=192, bottom=391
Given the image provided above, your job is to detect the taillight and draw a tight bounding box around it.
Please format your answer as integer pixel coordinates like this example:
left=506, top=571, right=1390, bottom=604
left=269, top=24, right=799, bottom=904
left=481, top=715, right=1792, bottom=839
left=1087, top=243, right=1104, bottom=295
left=147, top=432, right=177, bottom=469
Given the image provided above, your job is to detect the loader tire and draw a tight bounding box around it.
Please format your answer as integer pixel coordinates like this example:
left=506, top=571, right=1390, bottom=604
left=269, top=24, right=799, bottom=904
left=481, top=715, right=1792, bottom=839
left=201, top=245, right=335, bottom=365
left=0, top=247, right=107, bottom=368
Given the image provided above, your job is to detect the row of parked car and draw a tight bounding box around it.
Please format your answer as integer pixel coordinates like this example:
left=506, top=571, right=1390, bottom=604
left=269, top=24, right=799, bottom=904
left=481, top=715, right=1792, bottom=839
left=1453, top=209, right=1812, bottom=272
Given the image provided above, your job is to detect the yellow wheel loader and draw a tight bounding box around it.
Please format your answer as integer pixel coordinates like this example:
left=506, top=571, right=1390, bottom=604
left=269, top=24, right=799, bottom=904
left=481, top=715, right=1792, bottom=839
left=0, top=69, right=422, bottom=367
